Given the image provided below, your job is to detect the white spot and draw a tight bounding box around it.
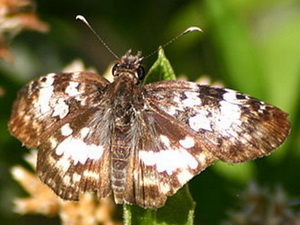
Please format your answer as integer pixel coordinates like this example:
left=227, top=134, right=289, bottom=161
left=195, top=153, right=207, bottom=165
left=139, top=148, right=198, bottom=175
left=73, top=71, right=81, bottom=76
left=83, top=170, right=99, bottom=179
left=133, top=170, right=138, bottom=181
left=182, top=92, right=201, bottom=107
left=179, top=136, right=195, bottom=148
left=215, top=101, right=242, bottom=130
left=37, top=86, right=54, bottom=114
left=72, top=173, right=81, bottom=182
left=63, top=175, right=71, bottom=184
left=160, top=135, right=171, bottom=147
left=258, top=103, right=267, bottom=113
left=41, top=73, right=55, bottom=86
left=160, top=182, right=171, bottom=194
left=49, top=137, right=58, bottom=148
left=35, top=74, right=56, bottom=114
left=47, top=178, right=56, bottom=188
left=140, top=151, right=155, bottom=166
left=166, top=105, right=177, bottom=115
left=48, top=155, right=57, bottom=166
left=223, top=89, right=238, bottom=103
left=173, top=94, right=182, bottom=104
left=65, top=82, right=80, bottom=96
left=52, top=99, right=69, bottom=119
left=177, top=169, right=194, bottom=185
left=55, top=155, right=71, bottom=172
left=61, top=123, right=73, bottom=136
left=55, top=136, right=104, bottom=165
left=80, top=127, right=90, bottom=138
left=189, top=112, right=212, bottom=131
left=165, top=105, right=184, bottom=116
left=142, top=176, right=157, bottom=186
left=23, top=114, right=30, bottom=121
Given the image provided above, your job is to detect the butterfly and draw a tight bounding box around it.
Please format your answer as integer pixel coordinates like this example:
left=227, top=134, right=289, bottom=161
left=8, top=48, right=290, bottom=209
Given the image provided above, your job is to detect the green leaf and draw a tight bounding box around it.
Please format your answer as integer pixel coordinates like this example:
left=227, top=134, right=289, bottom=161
left=123, top=186, right=196, bottom=225
left=144, top=47, right=177, bottom=84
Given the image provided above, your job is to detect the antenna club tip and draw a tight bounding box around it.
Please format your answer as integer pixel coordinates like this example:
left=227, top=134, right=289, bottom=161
left=184, top=26, right=203, bottom=34
left=76, top=15, right=83, bottom=20
left=76, top=15, right=89, bottom=25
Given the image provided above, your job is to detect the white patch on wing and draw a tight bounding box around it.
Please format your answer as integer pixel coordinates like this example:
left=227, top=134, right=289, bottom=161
left=223, top=89, right=238, bottom=103
left=49, top=137, right=58, bottom=148
left=160, top=135, right=171, bottom=147
left=139, top=148, right=198, bottom=175
left=41, top=73, right=55, bottom=86
left=182, top=92, right=201, bottom=107
left=165, top=105, right=184, bottom=116
left=165, top=105, right=177, bottom=115
left=73, top=72, right=81, bottom=76
left=258, top=102, right=267, bottom=113
left=55, top=136, right=104, bottom=165
left=139, top=151, right=155, bottom=166
left=63, top=175, right=71, bottom=184
left=177, top=169, right=194, bottom=185
left=35, top=73, right=56, bottom=114
left=179, top=136, right=195, bottom=148
left=142, top=176, right=159, bottom=186
left=195, top=152, right=207, bottom=165
left=47, top=178, right=56, bottom=188
left=61, top=123, right=73, bottom=136
left=80, top=127, right=90, bottom=138
left=65, top=81, right=80, bottom=96
left=52, top=98, right=69, bottom=119
left=55, top=154, right=71, bottom=173
left=37, top=86, right=54, bottom=114
left=164, top=93, right=186, bottom=116
left=72, top=173, right=81, bottom=182
left=215, top=101, right=242, bottom=130
left=83, top=170, right=99, bottom=179
left=189, top=112, right=212, bottom=131
left=160, top=182, right=171, bottom=194
left=173, top=94, right=182, bottom=104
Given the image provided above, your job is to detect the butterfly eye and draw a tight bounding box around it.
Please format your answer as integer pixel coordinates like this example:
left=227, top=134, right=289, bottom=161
left=112, top=64, right=119, bottom=76
left=137, top=66, right=145, bottom=81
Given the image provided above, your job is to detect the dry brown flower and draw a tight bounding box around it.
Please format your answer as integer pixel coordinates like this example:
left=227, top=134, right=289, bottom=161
left=0, top=0, right=49, bottom=62
left=11, top=150, right=121, bottom=225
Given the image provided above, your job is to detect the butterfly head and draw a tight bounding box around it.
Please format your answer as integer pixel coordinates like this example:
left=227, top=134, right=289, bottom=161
left=112, top=50, right=145, bottom=84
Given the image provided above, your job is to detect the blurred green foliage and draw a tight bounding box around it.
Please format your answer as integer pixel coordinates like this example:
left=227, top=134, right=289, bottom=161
left=1, top=0, right=300, bottom=224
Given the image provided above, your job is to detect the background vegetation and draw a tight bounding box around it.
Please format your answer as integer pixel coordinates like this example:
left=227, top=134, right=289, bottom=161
left=1, top=0, right=300, bottom=224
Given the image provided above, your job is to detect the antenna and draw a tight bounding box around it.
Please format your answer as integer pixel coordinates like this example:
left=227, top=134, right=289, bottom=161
left=76, top=15, right=119, bottom=59
left=144, top=26, right=203, bottom=59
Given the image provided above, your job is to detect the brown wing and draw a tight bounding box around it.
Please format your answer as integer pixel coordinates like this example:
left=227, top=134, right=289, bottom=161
left=9, top=72, right=112, bottom=200
left=8, top=72, right=110, bottom=148
left=124, top=109, right=217, bottom=208
left=143, top=80, right=290, bottom=163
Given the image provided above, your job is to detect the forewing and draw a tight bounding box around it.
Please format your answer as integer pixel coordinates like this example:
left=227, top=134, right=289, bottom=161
left=124, top=110, right=217, bottom=209
left=9, top=72, right=112, bottom=200
left=8, top=72, right=110, bottom=148
left=143, top=80, right=290, bottom=163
